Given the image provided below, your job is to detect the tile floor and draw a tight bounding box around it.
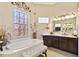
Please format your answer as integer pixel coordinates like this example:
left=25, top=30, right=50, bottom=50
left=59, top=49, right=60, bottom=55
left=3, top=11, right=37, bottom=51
left=46, top=47, right=78, bottom=57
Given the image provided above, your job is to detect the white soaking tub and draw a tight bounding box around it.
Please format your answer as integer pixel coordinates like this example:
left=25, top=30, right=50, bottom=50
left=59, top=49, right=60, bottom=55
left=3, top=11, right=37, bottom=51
left=0, top=38, right=47, bottom=57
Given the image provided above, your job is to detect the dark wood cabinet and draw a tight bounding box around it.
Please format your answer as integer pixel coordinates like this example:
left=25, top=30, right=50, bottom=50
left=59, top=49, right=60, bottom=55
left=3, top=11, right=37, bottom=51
left=43, top=35, right=78, bottom=55
left=67, top=38, right=78, bottom=54
left=43, top=36, right=52, bottom=47
left=59, top=37, right=68, bottom=51
left=52, top=36, right=59, bottom=48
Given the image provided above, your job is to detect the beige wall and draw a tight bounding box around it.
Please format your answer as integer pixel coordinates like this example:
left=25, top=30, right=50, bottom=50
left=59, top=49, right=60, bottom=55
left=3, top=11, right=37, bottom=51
left=0, top=2, right=78, bottom=39
left=30, top=3, right=53, bottom=39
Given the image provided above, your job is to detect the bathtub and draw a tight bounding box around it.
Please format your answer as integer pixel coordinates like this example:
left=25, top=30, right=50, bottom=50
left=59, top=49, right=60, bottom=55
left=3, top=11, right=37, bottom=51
left=0, top=38, right=47, bottom=57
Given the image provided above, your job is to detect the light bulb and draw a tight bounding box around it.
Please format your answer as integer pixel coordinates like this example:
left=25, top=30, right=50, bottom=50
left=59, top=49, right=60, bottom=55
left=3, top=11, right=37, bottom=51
left=53, top=18, right=57, bottom=21
left=61, top=17, right=65, bottom=20
left=58, top=18, right=61, bottom=20
left=70, top=14, right=75, bottom=18
left=65, top=15, right=70, bottom=19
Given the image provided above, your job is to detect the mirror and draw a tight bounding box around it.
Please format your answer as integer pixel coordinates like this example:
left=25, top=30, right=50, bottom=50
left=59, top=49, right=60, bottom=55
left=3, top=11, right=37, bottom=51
left=53, top=17, right=76, bottom=35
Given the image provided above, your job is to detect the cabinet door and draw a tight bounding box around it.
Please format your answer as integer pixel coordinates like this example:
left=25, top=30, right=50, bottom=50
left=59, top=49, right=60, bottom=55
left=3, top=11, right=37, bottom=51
left=43, top=36, right=48, bottom=46
left=47, top=36, right=53, bottom=47
left=43, top=36, right=53, bottom=47
left=68, top=38, right=78, bottom=55
left=52, top=36, right=59, bottom=48
left=59, top=37, right=68, bottom=51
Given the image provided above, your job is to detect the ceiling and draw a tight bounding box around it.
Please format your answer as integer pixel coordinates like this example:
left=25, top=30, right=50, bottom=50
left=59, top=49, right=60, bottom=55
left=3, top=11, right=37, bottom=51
left=32, top=2, right=56, bottom=5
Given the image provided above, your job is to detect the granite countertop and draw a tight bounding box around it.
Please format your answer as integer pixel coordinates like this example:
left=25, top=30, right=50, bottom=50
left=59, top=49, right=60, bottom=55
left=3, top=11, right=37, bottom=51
left=42, top=34, right=78, bottom=38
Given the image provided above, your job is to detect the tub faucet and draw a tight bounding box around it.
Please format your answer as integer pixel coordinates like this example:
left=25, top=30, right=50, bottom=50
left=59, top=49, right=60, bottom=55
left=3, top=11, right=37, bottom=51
left=0, top=41, right=3, bottom=51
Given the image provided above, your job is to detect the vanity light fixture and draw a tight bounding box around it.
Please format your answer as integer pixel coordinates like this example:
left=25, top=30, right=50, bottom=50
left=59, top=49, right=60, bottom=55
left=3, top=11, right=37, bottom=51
left=53, top=12, right=77, bottom=21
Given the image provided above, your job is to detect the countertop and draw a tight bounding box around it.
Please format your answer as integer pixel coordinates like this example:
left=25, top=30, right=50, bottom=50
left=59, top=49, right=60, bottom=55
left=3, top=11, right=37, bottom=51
left=42, top=34, right=78, bottom=38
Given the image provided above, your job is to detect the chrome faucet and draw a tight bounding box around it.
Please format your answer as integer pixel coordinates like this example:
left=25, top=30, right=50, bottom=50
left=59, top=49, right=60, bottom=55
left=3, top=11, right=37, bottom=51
left=0, top=41, right=3, bottom=51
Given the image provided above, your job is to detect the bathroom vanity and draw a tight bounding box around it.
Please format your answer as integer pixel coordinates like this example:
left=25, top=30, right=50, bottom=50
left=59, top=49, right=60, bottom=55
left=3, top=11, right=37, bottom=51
left=43, top=34, right=78, bottom=55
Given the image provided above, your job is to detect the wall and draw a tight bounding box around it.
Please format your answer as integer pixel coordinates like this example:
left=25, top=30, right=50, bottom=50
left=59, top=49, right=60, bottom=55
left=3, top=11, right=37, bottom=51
left=30, top=4, right=53, bottom=39
left=77, top=4, right=79, bottom=56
